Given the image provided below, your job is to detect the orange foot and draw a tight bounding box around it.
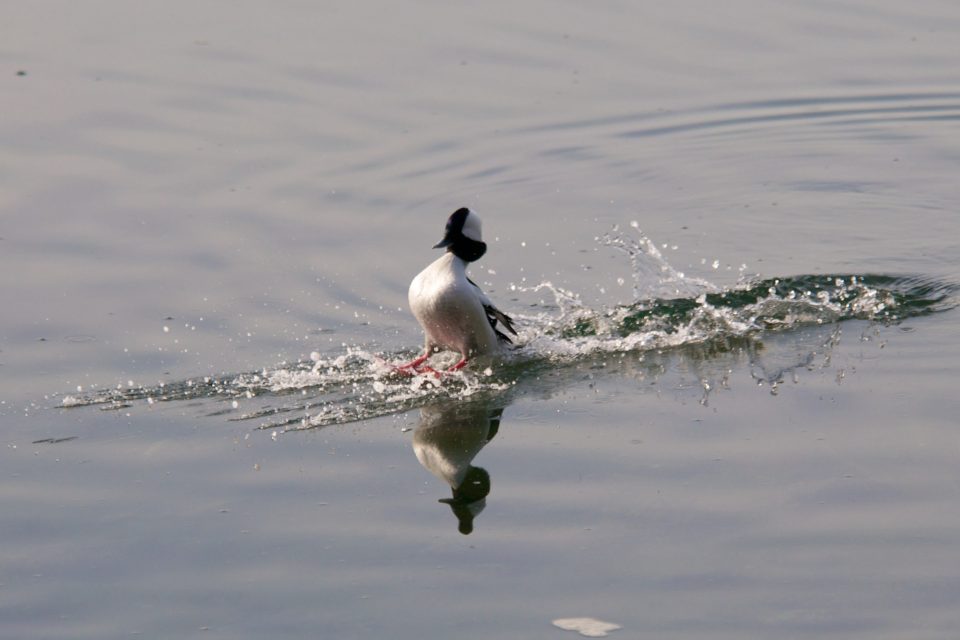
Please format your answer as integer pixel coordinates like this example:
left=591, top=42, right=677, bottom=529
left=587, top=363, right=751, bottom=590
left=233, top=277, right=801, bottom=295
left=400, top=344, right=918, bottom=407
left=389, top=354, right=468, bottom=379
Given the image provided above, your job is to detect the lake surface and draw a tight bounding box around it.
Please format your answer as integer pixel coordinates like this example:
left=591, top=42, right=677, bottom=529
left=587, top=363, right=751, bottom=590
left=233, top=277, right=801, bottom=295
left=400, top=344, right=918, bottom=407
left=2, top=2, right=959, bottom=638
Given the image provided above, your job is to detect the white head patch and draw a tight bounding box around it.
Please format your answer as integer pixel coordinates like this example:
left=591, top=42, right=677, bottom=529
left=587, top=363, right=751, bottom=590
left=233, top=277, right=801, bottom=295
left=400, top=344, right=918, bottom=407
left=462, top=210, right=483, bottom=242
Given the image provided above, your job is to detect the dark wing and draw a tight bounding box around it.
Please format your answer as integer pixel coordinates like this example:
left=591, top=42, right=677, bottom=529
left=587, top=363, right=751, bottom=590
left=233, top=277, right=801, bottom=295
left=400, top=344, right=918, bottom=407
left=484, top=303, right=518, bottom=343
left=468, top=277, right=519, bottom=344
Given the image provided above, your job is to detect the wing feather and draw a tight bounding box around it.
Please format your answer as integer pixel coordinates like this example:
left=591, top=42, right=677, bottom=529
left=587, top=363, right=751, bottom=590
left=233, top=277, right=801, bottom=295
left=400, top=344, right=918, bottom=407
left=467, top=277, right=518, bottom=344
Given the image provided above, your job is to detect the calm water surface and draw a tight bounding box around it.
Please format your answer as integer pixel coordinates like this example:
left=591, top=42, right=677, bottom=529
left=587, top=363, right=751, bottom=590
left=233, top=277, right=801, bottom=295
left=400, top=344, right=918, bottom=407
left=2, top=2, right=959, bottom=638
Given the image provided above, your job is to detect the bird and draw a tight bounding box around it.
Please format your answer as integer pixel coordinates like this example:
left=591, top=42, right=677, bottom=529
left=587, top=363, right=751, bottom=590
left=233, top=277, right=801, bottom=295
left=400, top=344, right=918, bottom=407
left=401, top=207, right=517, bottom=375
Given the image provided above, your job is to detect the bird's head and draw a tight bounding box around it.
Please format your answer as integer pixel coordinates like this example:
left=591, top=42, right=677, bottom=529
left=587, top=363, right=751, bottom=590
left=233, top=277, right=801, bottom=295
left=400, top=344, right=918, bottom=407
left=433, top=207, right=487, bottom=262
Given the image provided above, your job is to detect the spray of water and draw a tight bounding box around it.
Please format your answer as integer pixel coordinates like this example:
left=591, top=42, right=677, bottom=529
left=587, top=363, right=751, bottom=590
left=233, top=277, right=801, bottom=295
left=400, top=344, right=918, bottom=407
left=59, top=224, right=956, bottom=430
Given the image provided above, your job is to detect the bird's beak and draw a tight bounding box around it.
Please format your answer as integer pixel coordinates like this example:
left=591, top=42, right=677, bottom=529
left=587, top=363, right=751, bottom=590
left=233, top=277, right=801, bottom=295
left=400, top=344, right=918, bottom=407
left=433, top=236, right=454, bottom=249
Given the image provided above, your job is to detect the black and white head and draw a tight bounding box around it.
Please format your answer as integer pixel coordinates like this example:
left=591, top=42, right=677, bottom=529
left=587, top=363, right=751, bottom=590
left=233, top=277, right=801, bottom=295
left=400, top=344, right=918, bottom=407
left=433, top=207, right=487, bottom=262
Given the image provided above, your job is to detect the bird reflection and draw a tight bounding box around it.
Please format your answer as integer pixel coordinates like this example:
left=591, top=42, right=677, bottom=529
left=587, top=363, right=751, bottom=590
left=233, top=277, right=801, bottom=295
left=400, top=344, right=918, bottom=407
left=412, top=399, right=504, bottom=535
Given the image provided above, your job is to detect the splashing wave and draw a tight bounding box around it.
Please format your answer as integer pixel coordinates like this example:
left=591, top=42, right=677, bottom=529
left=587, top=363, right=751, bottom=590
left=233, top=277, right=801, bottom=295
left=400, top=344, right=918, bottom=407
left=59, top=227, right=955, bottom=429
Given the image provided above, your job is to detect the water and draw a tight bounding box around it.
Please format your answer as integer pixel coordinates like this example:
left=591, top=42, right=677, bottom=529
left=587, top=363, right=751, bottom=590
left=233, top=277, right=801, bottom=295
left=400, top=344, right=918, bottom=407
left=2, top=1, right=960, bottom=638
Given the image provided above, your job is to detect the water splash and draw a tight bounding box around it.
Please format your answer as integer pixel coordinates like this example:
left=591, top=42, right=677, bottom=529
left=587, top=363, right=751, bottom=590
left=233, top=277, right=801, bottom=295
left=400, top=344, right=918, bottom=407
left=60, top=348, right=513, bottom=430
left=517, top=272, right=951, bottom=358
left=58, top=226, right=956, bottom=429
left=598, top=220, right=716, bottom=300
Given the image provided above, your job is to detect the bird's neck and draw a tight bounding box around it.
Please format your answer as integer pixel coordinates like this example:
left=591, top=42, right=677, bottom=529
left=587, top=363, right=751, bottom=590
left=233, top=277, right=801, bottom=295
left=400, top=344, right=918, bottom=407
left=441, top=250, right=467, bottom=272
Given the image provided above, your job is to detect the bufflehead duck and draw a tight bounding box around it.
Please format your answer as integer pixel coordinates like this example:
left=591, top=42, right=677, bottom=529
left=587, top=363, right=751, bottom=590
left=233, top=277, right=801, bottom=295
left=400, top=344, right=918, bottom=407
left=402, top=207, right=517, bottom=374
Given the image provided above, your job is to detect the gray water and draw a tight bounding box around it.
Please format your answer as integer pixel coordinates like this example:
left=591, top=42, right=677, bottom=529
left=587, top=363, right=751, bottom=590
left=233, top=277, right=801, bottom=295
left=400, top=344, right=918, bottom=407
left=2, top=2, right=960, bottom=638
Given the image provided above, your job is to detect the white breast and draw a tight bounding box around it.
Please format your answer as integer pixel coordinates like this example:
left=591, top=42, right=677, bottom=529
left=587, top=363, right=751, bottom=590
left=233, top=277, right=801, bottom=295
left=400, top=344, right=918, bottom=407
left=408, top=253, right=499, bottom=357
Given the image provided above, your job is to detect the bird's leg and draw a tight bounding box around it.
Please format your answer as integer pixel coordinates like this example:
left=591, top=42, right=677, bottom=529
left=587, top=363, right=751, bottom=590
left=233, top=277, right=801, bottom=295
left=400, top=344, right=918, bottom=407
left=395, top=352, right=466, bottom=378
left=396, top=352, right=431, bottom=372
left=447, top=357, right=469, bottom=372
left=417, top=365, right=443, bottom=378
left=396, top=358, right=443, bottom=380
left=394, top=352, right=446, bottom=379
